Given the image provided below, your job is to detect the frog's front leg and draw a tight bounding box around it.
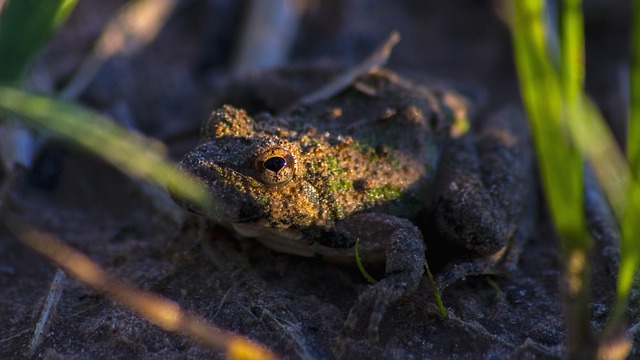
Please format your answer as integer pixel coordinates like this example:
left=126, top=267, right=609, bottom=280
left=333, top=212, right=425, bottom=346
left=433, top=106, right=533, bottom=280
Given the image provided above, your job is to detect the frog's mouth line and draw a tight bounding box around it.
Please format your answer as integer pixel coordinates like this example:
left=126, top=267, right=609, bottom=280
left=230, top=222, right=378, bottom=263
left=231, top=222, right=317, bottom=257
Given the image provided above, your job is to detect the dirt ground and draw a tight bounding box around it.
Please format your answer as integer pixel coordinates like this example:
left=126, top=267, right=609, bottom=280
left=0, top=0, right=637, bottom=359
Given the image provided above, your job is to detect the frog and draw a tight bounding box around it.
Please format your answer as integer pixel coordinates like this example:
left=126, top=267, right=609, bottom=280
left=172, top=68, right=533, bottom=346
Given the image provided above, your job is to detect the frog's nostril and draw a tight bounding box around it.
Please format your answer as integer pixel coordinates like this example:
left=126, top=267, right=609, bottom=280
left=264, top=156, right=287, bottom=172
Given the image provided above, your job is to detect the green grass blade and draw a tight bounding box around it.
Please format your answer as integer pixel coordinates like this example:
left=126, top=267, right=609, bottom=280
left=560, top=0, right=584, bottom=103
left=557, top=0, right=591, bottom=251
left=618, top=189, right=640, bottom=309
left=354, top=239, right=378, bottom=284
left=614, top=0, right=640, bottom=324
left=425, top=261, right=447, bottom=319
left=0, top=86, right=212, bottom=208
left=511, top=0, right=587, bottom=247
left=0, top=0, right=78, bottom=85
left=510, top=0, right=640, bottom=354
left=629, top=0, right=640, bottom=180
left=509, top=0, right=592, bottom=356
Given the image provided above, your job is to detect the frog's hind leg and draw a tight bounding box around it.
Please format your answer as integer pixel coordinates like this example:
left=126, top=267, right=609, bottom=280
left=333, top=213, right=425, bottom=355
left=433, top=105, right=535, bottom=288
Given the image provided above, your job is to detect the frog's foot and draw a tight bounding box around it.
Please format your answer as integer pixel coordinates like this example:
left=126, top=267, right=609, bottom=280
left=333, top=214, right=425, bottom=355
left=434, top=226, right=526, bottom=291
left=348, top=272, right=416, bottom=339
left=333, top=274, right=414, bottom=356
left=434, top=169, right=536, bottom=292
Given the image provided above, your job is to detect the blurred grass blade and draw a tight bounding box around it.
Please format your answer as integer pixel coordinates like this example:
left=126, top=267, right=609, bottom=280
left=617, top=0, right=640, bottom=323
left=0, top=0, right=78, bottom=85
left=511, top=0, right=640, bottom=357
left=570, top=95, right=640, bottom=327
left=511, top=0, right=587, bottom=249
left=561, top=0, right=640, bottom=336
left=0, top=86, right=212, bottom=208
left=629, top=0, right=640, bottom=178
left=560, top=0, right=584, bottom=103
left=509, top=0, right=591, bottom=356
left=62, top=0, right=179, bottom=99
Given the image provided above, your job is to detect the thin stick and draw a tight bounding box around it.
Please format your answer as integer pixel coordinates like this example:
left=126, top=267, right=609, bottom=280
left=294, top=31, right=401, bottom=108
left=26, top=269, right=66, bottom=357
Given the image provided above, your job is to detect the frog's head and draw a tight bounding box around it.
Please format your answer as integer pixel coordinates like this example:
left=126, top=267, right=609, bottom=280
left=171, top=105, right=320, bottom=229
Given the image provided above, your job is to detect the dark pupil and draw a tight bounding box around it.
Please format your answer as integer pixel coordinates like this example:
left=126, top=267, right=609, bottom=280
left=264, top=156, right=286, bottom=172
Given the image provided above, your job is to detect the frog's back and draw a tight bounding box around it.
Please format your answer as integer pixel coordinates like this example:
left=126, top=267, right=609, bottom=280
left=267, top=70, right=463, bottom=222
left=291, top=70, right=457, bottom=163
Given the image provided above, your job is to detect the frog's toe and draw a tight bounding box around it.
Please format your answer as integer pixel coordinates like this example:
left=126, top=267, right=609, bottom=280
left=333, top=281, right=401, bottom=356
left=333, top=271, right=424, bottom=357
left=341, top=274, right=413, bottom=345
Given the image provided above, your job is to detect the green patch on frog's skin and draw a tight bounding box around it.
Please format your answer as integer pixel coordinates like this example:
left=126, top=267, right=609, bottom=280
left=324, top=156, right=343, bottom=175
left=365, top=184, right=402, bottom=204
left=329, top=178, right=353, bottom=192
left=351, top=141, right=379, bottom=160
left=351, top=141, right=403, bottom=170
left=256, top=194, right=270, bottom=206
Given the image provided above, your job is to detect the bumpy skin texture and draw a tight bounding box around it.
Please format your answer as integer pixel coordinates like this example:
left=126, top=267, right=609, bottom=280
left=173, top=69, right=532, bottom=343
left=434, top=106, right=532, bottom=256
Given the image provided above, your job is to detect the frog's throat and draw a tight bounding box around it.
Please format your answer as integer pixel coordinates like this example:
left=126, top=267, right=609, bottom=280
left=230, top=223, right=361, bottom=263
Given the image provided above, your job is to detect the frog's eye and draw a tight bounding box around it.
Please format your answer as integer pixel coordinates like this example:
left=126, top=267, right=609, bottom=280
left=255, top=148, right=296, bottom=185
